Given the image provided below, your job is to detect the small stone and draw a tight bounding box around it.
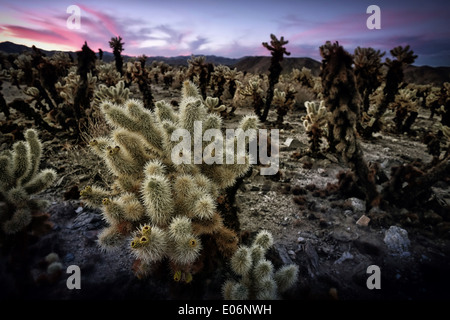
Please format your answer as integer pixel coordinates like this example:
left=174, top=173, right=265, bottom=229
left=75, top=206, right=83, bottom=214
left=349, top=198, right=366, bottom=213
left=356, top=215, right=370, bottom=227
left=334, top=251, right=354, bottom=264
left=297, top=236, right=305, bottom=243
left=283, top=138, right=305, bottom=150
left=283, top=137, right=294, bottom=147
left=384, top=226, right=410, bottom=257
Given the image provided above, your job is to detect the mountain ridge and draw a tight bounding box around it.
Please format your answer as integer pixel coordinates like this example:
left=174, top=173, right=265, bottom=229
left=1, top=41, right=448, bottom=85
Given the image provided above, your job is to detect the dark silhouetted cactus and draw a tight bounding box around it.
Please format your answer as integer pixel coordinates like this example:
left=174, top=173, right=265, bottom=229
left=320, top=41, right=379, bottom=210
left=364, top=45, right=417, bottom=138
left=353, top=47, right=385, bottom=116
left=126, top=61, right=154, bottom=110
left=261, top=34, right=290, bottom=122
left=109, top=36, right=125, bottom=76
left=187, top=55, right=211, bottom=100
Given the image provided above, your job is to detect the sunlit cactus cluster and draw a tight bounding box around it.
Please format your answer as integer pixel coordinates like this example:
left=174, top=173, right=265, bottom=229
left=301, top=100, right=329, bottom=154
left=80, top=80, right=259, bottom=280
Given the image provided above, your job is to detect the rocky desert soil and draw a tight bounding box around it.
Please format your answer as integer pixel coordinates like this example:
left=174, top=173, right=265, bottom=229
left=1, top=79, right=449, bottom=302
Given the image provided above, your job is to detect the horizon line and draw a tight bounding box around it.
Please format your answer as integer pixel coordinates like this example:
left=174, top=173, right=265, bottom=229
left=1, top=40, right=448, bottom=68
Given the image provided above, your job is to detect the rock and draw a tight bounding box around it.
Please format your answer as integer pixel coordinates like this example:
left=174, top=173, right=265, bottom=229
left=304, top=241, right=320, bottom=277
left=331, top=229, right=356, bottom=242
left=349, top=198, right=366, bottom=213
left=344, top=210, right=353, bottom=216
left=297, top=236, right=306, bottom=243
left=334, top=251, right=354, bottom=264
left=356, top=215, right=370, bottom=227
left=283, top=138, right=305, bottom=150
left=274, top=244, right=294, bottom=265
left=383, top=226, right=411, bottom=257
left=353, top=235, right=385, bottom=256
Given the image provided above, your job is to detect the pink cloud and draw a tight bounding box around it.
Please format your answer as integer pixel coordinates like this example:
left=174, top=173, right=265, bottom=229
left=77, top=4, right=121, bottom=37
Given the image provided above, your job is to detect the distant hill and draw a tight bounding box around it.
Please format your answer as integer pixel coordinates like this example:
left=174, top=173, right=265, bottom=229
left=403, top=65, right=450, bottom=86
left=235, top=56, right=450, bottom=86
left=0, top=41, right=238, bottom=67
left=234, top=56, right=321, bottom=76
left=1, top=41, right=448, bottom=85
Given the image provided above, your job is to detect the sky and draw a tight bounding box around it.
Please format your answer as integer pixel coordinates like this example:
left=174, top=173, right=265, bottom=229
left=0, top=0, right=449, bottom=66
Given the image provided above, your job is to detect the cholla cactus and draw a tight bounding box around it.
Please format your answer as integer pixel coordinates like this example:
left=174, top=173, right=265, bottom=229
left=211, top=65, right=229, bottom=104
left=224, top=67, right=242, bottom=101
left=55, top=69, right=97, bottom=107
left=364, top=45, right=417, bottom=138
left=93, top=80, right=130, bottom=108
left=125, top=61, right=154, bottom=110
left=261, top=34, right=291, bottom=122
left=272, top=86, right=296, bottom=125
left=320, top=41, right=378, bottom=209
left=353, top=47, right=385, bottom=115
left=222, top=230, right=299, bottom=300
left=187, top=55, right=211, bottom=99
left=109, top=36, right=124, bottom=75
left=291, top=67, right=315, bottom=89
left=97, top=62, right=122, bottom=87
left=0, top=129, right=56, bottom=235
left=7, top=67, right=25, bottom=89
left=14, top=53, right=36, bottom=86
left=302, top=100, right=329, bottom=154
left=81, top=81, right=259, bottom=280
left=426, top=86, right=441, bottom=119
left=392, top=87, right=420, bottom=134
left=238, top=77, right=265, bottom=119
left=204, top=96, right=226, bottom=114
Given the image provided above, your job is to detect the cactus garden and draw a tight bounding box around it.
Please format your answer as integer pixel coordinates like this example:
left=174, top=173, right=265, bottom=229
left=1, top=3, right=450, bottom=303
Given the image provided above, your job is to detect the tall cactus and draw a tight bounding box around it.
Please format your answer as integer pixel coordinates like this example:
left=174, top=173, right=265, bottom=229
left=353, top=47, right=385, bottom=116
left=320, top=41, right=378, bottom=210
left=109, top=36, right=125, bottom=76
left=261, top=34, right=290, bottom=122
left=364, top=45, right=417, bottom=138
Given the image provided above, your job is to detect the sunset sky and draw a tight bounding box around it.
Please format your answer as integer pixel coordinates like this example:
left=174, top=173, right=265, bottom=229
left=0, top=0, right=449, bottom=66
